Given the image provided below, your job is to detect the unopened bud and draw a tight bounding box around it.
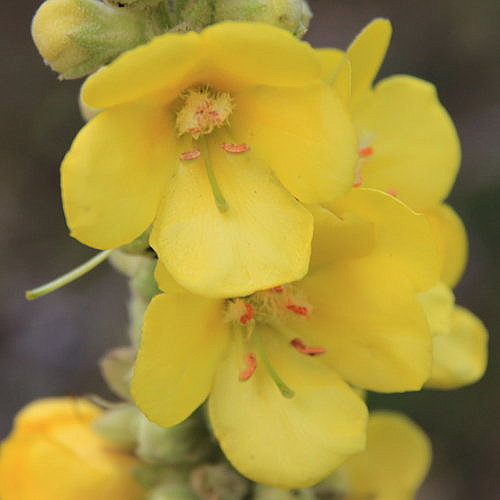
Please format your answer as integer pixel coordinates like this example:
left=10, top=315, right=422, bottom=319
left=94, top=405, right=141, bottom=449
left=177, top=0, right=214, bottom=31
left=137, top=413, right=214, bottom=466
left=147, top=483, right=198, bottom=500
left=214, top=0, right=312, bottom=37
left=104, top=0, right=164, bottom=8
left=190, top=463, right=249, bottom=500
left=100, top=346, right=136, bottom=400
left=32, top=0, right=149, bottom=79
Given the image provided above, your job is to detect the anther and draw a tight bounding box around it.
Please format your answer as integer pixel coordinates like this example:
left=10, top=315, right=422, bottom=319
left=287, top=303, right=309, bottom=317
left=291, top=338, right=326, bottom=356
left=271, top=286, right=284, bottom=293
left=221, top=143, right=250, bottom=154
left=359, top=146, right=374, bottom=158
left=353, top=171, right=364, bottom=188
left=239, top=353, right=257, bottom=381
left=239, top=304, right=254, bottom=325
left=387, top=188, right=398, bottom=197
left=180, top=149, right=201, bottom=161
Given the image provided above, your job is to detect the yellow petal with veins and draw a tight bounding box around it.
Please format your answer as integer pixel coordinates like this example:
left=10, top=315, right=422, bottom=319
left=353, top=76, right=461, bottom=210
left=131, top=293, right=229, bottom=427
left=82, top=31, right=201, bottom=109
left=209, top=327, right=367, bottom=489
left=232, top=82, right=357, bottom=204
left=62, top=103, right=175, bottom=249
left=151, top=144, right=313, bottom=298
left=288, top=256, right=432, bottom=392
left=329, top=188, right=440, bottom=292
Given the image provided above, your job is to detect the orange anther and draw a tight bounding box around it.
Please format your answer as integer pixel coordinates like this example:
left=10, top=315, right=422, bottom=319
left=222, top=143, right=250, bottom=154
left=353, top=171, right=364, bottom=188
left=239, top=353, right=257, bottom=381
left=271, top=286, right=284, bottom=293
left=239, top=304, right=254, bottom=325
left=387, top=188, right=398, bottom=197
left=180, top=148, right=201, bottom=161
left=290, top=338, right=326, bottom=356
left=359, top=146, right=374, bottom=158
left=287, top=303, right=309, bottom=316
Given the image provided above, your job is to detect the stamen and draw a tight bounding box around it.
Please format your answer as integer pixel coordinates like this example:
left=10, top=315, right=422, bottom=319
left=271, top=286, right=284, bottom=293
left=199, top=136, right=229, bottom=213
left=239, top=304, right=254, bottom=325
left=221, top=143, right=250, bottom=154
left=359, top=146, right=374, bottom=158
left=286, top=303, right=309, bottom=317
left=387, top=188, right=398, bottom=197
left=254, top=332, right=294, bottom=398
left=291, top=338, right=326, bottom=356
left=353, top=171, right=364, bottom=188
left=239, top=353, right=257, bottom=381
left=180, top=149, right=201, bottom=161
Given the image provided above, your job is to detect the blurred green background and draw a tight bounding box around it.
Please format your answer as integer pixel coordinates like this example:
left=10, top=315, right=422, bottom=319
left=1, top=1, right=498, bottom=498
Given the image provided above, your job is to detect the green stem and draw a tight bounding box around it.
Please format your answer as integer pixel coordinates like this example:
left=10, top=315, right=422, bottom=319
left=25, top=249, right=113, bottom=300
left=254, top=331, right=295, bottom=399
left=199, top=136, right=229, bottom=213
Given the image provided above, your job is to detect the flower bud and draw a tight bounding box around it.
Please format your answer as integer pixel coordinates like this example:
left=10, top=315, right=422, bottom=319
left=94, top=405, right=142, bottom=449
left=136, top=413, right=214, bottom=466
left=100, top=346, right=136, bottom=399
left=214, top=0, right=312, bottom=37
left=177, top=0, right=214, bottom=31
left=147, top=483, right=198, bottom=500
left=0, top=398, right=145, bottom=500
left=32, top=0, right=149, bottom=79
left=104, top=0, right=164, bottom=8
left=190, top=463, right=249, bottom=500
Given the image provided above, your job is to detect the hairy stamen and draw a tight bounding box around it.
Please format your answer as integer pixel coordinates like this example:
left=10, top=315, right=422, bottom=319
left=239, top=353, right=257, bottom=381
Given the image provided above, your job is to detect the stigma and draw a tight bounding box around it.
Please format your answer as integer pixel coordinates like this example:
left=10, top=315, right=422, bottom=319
left=176, top=87, right=233, bottom=139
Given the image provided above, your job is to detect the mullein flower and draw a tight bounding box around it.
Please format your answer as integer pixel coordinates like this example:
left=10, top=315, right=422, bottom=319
left=318, top=412, right=432, bottom=500
left=0, top=398, right=145, bottom=500
left=131, top=188, right=439, bottom=488
left=318, top=18, right=460, bottom=211
left=62, top=22, right=358, bottom=298
left=320, top=19, right=488, bottom=390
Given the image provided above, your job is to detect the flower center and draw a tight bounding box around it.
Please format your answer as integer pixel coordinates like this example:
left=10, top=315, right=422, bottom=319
left=176, top=86, right=233, bottom=139
left=224, top=285, right=326, bottom=398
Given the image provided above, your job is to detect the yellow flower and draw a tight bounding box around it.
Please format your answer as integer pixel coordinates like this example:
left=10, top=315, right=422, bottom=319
left=319, top=19, right=488, bottom=390
left=321, top=411, right=432, bottom=500
left=131, top=189, right=439, bottom=489
left=0, top=398, right=145, bottom=500
left=318, top=18, right=461, bottom=211
left=62, top=22, right=358, bottom=297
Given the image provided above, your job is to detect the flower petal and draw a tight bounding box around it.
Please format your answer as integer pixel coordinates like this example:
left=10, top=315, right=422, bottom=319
left=290, top=256, right=432, bottom=392
left=209, top=326, right=367, bottom=489
left=315, top=48, right=351, bottom=104
left=82, top=31, right=201, bottom=108
left=426, top=204, right=468, bottom=288
left=231, top=83, right=357, bottom=203
left=62, top=104, right=176, bottom=249
left=151, top=145, right=313, bottom=298
left=154, top=261, right=188, bottom=294
left=425, top=306, right=488, bottom=389
left=308, top=204, right=375, bottom=271
left=417, top=283, right=455, bottom=338
left=353, top=75, right=461, bottom=210
left=341, top=411, right=431, bottom=499
left=347, top=18, right=392, bottom=102
left=329, top=188, right=440, bottom=291
left=131, top=293, right=229, bottom=427
left=200, top=22, right=321, bottom=89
